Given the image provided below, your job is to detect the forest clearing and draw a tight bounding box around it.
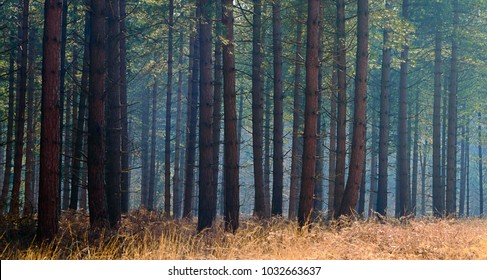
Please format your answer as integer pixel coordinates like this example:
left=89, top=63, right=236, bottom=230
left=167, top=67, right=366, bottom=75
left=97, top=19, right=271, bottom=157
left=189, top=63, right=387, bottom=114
left=1, top=211, right=487, bottom=260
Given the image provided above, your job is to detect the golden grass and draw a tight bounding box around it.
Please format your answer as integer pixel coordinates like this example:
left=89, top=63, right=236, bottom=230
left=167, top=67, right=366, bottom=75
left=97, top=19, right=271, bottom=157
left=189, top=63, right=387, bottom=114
left=1, top=210, right=487, bottom=260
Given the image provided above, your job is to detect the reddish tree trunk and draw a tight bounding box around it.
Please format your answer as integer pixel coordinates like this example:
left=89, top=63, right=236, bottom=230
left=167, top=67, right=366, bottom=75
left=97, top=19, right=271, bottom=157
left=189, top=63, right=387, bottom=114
left=337, top=0, right=368, bottom=217
left=298, top=0, right=320, bottom=227
left=37, top=0, right=63, bottom=240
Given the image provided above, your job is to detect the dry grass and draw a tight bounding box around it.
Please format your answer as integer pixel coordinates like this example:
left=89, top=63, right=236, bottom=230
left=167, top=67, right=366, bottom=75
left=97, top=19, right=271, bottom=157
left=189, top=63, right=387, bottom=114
left=1, top=210, right=487, bottom=260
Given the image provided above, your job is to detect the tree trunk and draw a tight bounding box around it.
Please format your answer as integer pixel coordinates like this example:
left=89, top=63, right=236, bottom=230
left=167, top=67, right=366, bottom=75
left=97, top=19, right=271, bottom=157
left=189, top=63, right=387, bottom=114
left=446, top=0, right=458, bottom=216
left=0, top=31, right=16, bottom=215
left=120, top=0, right=129, bottom=213
left=298, top=0, right=320, bottom=227
left=288, top=5, right=304, bottom=220
left=24, top=25, right=36, bottom=216
left=264, top=77, right=271, bottom=217
left=10, top=0, right=29, bottom=218
left=270, top=0, right=284, bottom=216
left=396, top=0, right=410, bottom=218
left=368, top=110, right=378, bottom=215
left=420, top=142, right=427, bottom=216
left=222, top=0, right=239, bottom=232
left=212, top=0, right=222, bottom=220
left=337, top=0, right=368, bottom=217
left=459, top=120, right=466, bottom=216
left=173, top=29, right=184, bottom=219
left=328, top=49, right=337, bottom=217
left=148, top=82, right=157, bottom=211
left=59, top=0, right=67, bottom=202
left=88, top=0, right=109, bottom=228
left=466, top=121, right=470, bottom=216
left=197, top=0, right=214, bottom=232
left=333, top=0, right=347, bottom=218
left=432, top=28, right=443, bottom=217
left=37, top=0, right=63, bottom=240
left=164, top=0, right=174, bottom=217
left=411, top=90, right=420, bottom=215
left=251, top=0, right=266, bottom=219
left=183, top=22, right=198, bottom=219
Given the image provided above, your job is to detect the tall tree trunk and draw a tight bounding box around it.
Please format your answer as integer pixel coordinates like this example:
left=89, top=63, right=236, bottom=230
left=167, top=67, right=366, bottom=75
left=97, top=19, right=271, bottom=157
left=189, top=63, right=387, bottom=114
left=120, top=0, right=129, bottom=213
left=10, top=0, right=29, bottom=218
left=333, top=0, right=347, bottom=218
left=148, top=82, right=157, bottom=211
left=446, top=0, right=458, bottom=216
left=466, top=121, right=470, bottom=216
left=59, top=0, right=68, bottom=202
left=328, top=49, right=337, bottom=217
left=183, top=22, right=198, bottom=219
left=271, top=0, right=284, bottom=216
left=368, top=111, right=378, bottom=215
left=62, top=85, right=71, bottom=210
left=420, top=142, right=427, bottom=216
left=396, top=0, right=410, bottom=218
left=164, top=0, right=174, bottom=217
left=70, top=9, right=90, bottom=210
left=251, top=0, right=266, bottom=219
left=264, top=78, right=271, bottom=217
left=222, top=0, right=239, bottom=232
left=459, top=120, right=466, bottom=216
left=197, top=0, right=214, bottom=232
left=298, top=0, right=320, bottom=227
left=88, top=0, right=109, bottom=228
left=289, top=4, right=304, bottom=219
left=212, top=0, right=222, bottom=220
left=432, top=28, right=443, bottom=217
left=0, top=31, right=16, bottom=215
left=173, top=30, right=184, bottom=219
left=37, top=0, right=63, bottom=240
left=357, top=157, right=366, bottom=217
left=337, top=0, right=369, bottom=217
left=140, top=89, right=150, bottom=208
left=24, top=26, right=36, bottom=216
left=411, top=90, right=420, bottom=215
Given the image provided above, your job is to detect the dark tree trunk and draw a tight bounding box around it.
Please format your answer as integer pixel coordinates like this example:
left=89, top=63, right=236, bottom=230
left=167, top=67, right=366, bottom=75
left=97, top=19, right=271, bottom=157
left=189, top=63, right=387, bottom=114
left=271, top=0, right=284, bottom=216
left=212, top=0, right=222, bottom=220
left=183, top=23, right=198, bottom=219
left=10, top=0, right=29, bottom=218
left=328, top=49, right=337, bottom=217
left=59, top=0, right=67, bottom=203
left=62, top=84, right=71, bottom=211
left=87, top=0, right=109, bottom=228
left=173, top=30, right=184, bottom=219
left=0, top=31, right=16, bottom=215
left=396, top=0, right=410, bottom=218
left=222, top=0, right=239, bottom=232
left=446, top=0, right=458, bottom=216
left=333, top=0, right=347, bottom=218
left=71, top=9, right=90, bottom=210
left=288, top=4, right=304, bottom=220
left=251, top=0, right=266, bottom=219
left=337, top=0, right=368, bottom=217
left=298, top=0, right=320, bottom=227
left=420, top=142, right=427, bottom=216
left=164, top=0, right=174, bottom=217
left=120, top=0, right=129, bottom=213
left=432, top=29, right=443, bottom=217
left=466, top=121, right=470, bottom=216
left=140, top=89, right=150, bottom=208
left=357, top=157, right=366, bottom=217
left=24, top=26, right=36, bottom=216
left=368, top=110, right=378, bottom=215
left=148, top=82, right=157, bottom=211
left=197, top=0, right=214, bottom=232
left=37, top=0, right=63, bottom=240
left=264, top=78, right=271, bottom=217
left=459, top=120, right=466, bottom=216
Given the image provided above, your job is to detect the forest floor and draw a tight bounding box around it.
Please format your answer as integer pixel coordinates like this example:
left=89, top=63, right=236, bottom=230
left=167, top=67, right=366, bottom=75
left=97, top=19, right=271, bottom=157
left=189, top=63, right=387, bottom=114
left=1, top=210, right=487, bottom=260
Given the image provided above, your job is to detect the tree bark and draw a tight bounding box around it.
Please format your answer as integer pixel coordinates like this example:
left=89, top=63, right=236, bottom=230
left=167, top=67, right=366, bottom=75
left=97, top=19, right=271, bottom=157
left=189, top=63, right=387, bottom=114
left=222, top=0, right=239, bottom=232
left=478, top=112, right=483, bottom=217
left=173, top=29, right=184, bottom=219
left=37, top=0, right=63, bottom=240
left=164, top=0, right=175, bottom=217
left=88, top=0, right=109, bottom=228
left=411, top=90, right=420, bottom=215
left=333, top=0, right=347, bottom=218
left=148, top=82, right=157, bottom=211
left=298, top=0, right=320, bottom=227
left=337, top=0, right=368, bottom=217
left=120, top=0, right=129, bottom=213
left=432, top=28, right=443, bottom=217
left=140, top=89, right=150, bottom=208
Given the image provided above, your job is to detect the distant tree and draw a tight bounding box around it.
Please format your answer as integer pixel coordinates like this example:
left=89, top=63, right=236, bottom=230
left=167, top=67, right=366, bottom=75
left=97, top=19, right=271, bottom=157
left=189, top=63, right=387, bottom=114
left=337, top=0, right=369, bottom=217
left=298, top=0, right=320, bottom=227
left=37, top=0, right=63, bottom=240
left=140, top=89, right=150, bottom=208
left=222, top=0, right=239, bottom=232
left=478, top=112, right=484, bottom=217
left=120, top=0, right=130, bottom=213
left=148, top=82, right=157, bottom=211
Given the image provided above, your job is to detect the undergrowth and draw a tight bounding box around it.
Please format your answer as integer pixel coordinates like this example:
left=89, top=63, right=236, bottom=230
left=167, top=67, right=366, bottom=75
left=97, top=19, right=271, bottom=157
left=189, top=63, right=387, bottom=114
left=1, top=210, right=487, bottom=260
